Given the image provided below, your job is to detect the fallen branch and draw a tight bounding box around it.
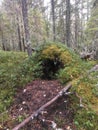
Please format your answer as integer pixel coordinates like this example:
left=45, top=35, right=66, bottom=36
left=41, top=119, right=62, bottom=130
left=80, top=52, right=92, bottom=60
left=75, top=92, right=84, bottom=107
left=75, top=93, right=88, bottom=110
left=12, top=83, right=72, bottom=130
left=89, top=64, right=98, bottom=73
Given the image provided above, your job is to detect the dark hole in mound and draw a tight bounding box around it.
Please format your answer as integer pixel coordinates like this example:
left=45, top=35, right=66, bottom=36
left=41, top=58, right=64, bottom=79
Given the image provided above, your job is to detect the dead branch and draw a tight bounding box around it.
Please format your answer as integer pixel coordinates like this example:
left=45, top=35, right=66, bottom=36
left=41, top=119, right=62, bottom=130
left=75, top=93, right=88, bottom=110
left=75, top=92, right=84, bottom=107
left=12, top=83, right=72, bottom=130
left=80, top=52, right=93, bottom=60
left=89, top=64, right=98, bottom=73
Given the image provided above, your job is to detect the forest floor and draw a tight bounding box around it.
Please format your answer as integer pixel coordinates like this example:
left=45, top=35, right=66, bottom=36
left=0, top=48, right=98, bottom=130
left=7, top=80, right=76, bottom=130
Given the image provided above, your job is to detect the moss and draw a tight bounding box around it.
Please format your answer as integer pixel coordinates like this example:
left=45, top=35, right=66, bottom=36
left=72, top=75, right=98, bottom=106
left=34, top=43, right=82, bottom=80
left=74, top=110, right=98, bottom=130
left=60, top=51, right=72, bottom=65
left=41, top=44, right=61, bottom=59
left=0, top=44, right=98, bottom=129
left=0, top=51, right=28, bottom=112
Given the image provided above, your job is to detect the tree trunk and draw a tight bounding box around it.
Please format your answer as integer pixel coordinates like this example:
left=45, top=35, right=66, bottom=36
left=66, top=0, right=71, bottom=47
left=74, top=0, right=79, bottom=47
left=51, top=0, right=56, bottom=41
left=0, top=16, right=5, bottom=51
left=21, top=0, right=32, bottom=56
left=87, top=0, right=90, bottom=21
left=16, top=11, right=22, bottom=51
left=1, top=29, right=6, bottom=51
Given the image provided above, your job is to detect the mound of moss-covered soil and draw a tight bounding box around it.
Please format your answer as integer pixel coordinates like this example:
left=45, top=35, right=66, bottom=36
left=0, top=43, right=98, bottom=130
left=3, top=80, right=76, bottom=130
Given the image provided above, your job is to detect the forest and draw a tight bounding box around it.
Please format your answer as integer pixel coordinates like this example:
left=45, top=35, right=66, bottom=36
left=0, top=0, right=98, bottom=130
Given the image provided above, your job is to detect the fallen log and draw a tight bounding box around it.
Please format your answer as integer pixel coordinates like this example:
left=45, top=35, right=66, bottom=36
left=12, top=83, right=72, bottom=130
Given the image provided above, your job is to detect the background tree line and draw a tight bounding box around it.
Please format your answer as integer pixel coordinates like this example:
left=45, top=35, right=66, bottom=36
left=0, top=0, right=98, bottom=57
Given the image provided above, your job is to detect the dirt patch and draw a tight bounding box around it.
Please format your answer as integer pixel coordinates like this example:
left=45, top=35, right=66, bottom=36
left=8, top=80, right=76, bottom=130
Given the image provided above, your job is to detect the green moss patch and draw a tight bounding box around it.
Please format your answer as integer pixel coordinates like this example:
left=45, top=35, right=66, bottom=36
left=74, top=109, right=98, bottom=130
left=33, top=43, right=82, bottom=80
left=0, top=51, right=27, bottom=112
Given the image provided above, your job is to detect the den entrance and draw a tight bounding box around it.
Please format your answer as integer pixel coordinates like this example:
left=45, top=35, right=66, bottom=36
left=41, top=57, right=64, bottom=79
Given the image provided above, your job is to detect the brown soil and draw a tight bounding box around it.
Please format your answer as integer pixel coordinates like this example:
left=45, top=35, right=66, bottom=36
left=5, top=80, right=77, bottom=130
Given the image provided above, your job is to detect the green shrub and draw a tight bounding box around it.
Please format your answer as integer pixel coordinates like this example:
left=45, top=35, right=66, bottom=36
left=0, top=51, right=27, bottom=112
left=74, top=110, right=98, bottom=130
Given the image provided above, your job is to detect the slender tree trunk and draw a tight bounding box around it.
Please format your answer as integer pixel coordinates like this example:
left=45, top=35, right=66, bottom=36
left=75, top=0, right=79, bottom=47
left=11, top=34, right=15, bottom=50
left=1, top=29, right=5, bottom=51
left=17, top=23, right=22, bottom=51
left=16, top=12, right=22, bottom=51
left=87, top=0, right=91, bottom=21
left=22, top=37, right=25, bottom=52
left=15, top=0, right=22, bottom=51
left=0, top=15, right=5, bottom=50
left=80, top=0, right=84, bottom=46
left=20, top=0, right=26, bottom=52
left=51, top=0, right=56, bottom=41
left=21, top=0, right=32, bottom=56
left=66, top=0, right=71, bottom=47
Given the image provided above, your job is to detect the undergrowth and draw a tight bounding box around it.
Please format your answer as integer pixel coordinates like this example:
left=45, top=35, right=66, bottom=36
left=0, top=43, right=98, bottom=130
left=74, top=109, right=98, bottom=130
left=0, top=51, right=42, bottom=113
left=0, top=51, right=27, bottom=113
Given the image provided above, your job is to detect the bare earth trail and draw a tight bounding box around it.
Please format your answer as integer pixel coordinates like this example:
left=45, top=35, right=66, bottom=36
left=8, top=80, right=76, bottom=130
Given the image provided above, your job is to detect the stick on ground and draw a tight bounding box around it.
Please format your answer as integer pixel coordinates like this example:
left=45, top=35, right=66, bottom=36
left=12, top=83, right=72, bottom=130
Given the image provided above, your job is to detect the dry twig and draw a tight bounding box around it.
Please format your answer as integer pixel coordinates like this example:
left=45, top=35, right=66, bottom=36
left=12, top=83, right=71, bottom=130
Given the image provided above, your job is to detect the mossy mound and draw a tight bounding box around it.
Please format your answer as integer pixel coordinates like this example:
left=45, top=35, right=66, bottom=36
left=32, top=43, right=98, bottom=130
left=0, top=44, right=98, bottom=130
left=33, top=43, right=82, bottom=80
left=34, top=42, right=98, bottom=106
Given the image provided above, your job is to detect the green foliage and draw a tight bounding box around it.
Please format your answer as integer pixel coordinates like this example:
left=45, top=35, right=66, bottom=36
left=85, top=5, right=98, bottom=45
left=17, top=114, right=27, bottom=123
left=93, top=84, right=98, bottom=96
left=28, top=9, right=48, bottom=46
left=71, top=62, right=98, bottom=110
left=14, top=55, right=43, bottom=86
left=34, top=42, right=82, bottom=80
left=88, top=70, right=98, bottom=97
left=71, top=61, right=98, bottom=130
left=74, top=110, right=98, bottom=130
left=0, top=111, right=12, bottom=129
left=57, top=68, right=71, bottom=84
left=0, top=51, right=28, bottom=112
left=57, top=63, right=84, bottom=84
left=0, top=51, right=43, bottom=113
left=0, top=44, right=98, bottom=130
